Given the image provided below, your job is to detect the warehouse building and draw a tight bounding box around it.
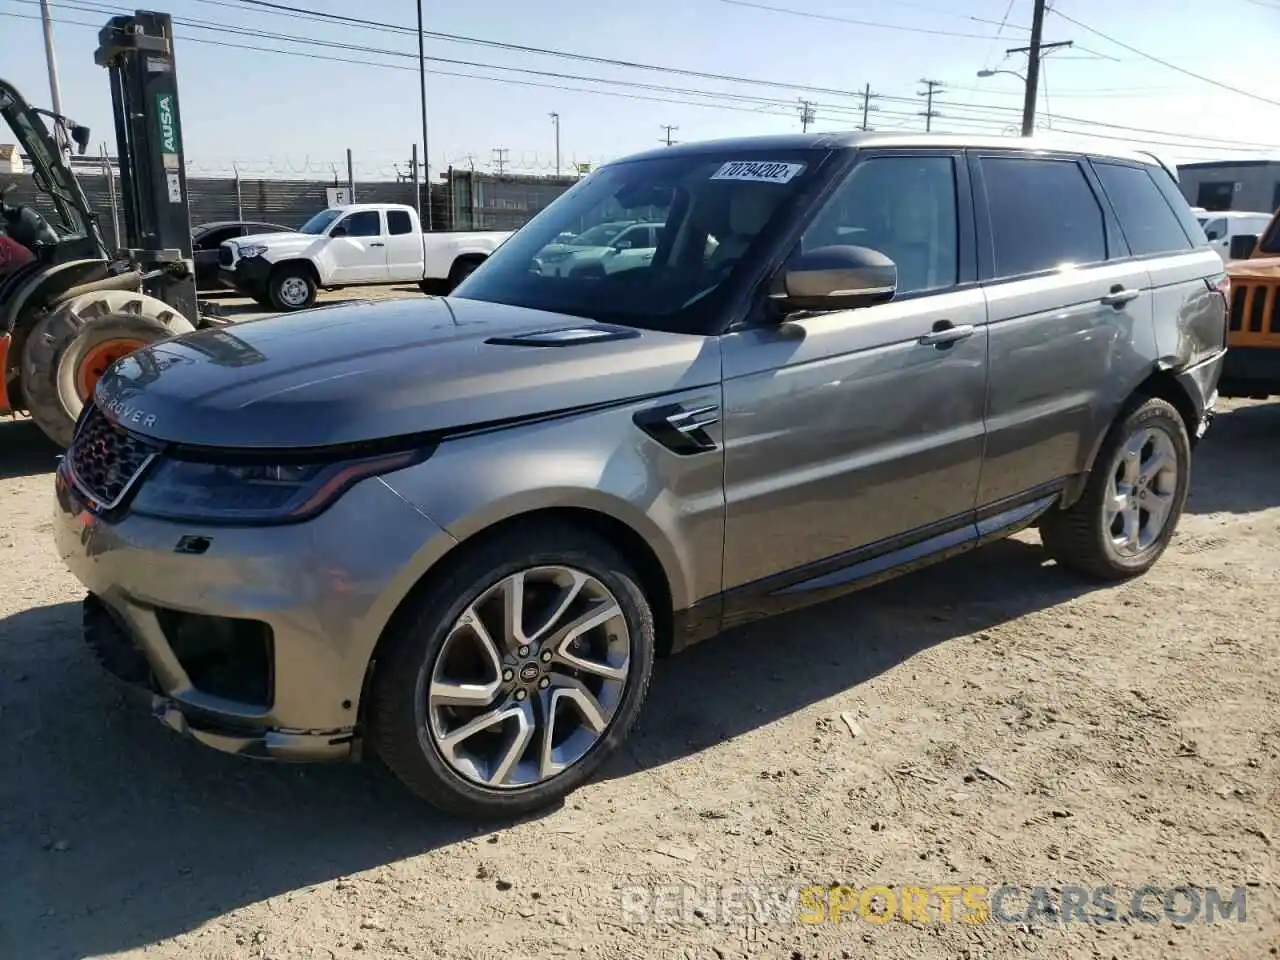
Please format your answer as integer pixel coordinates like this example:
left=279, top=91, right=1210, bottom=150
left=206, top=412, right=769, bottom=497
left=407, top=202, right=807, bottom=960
left=1176, top=160, right=1280, bottom=214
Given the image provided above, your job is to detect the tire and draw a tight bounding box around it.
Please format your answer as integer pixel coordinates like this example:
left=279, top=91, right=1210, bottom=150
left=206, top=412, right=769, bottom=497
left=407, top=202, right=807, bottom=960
left=267, top=265, right=317, bottom=312
left=366, top=522, right=656, bottom=819
left=445, top=257, right=482, bottom=293
left=19, top=289, right=195, bottom=447
left=1040, top=396, right=1191, bottom=581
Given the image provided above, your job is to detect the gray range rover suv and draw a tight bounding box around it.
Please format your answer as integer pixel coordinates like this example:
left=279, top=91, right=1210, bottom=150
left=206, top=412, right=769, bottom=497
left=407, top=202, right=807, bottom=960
left=54, top=133, right=1227, bottom=818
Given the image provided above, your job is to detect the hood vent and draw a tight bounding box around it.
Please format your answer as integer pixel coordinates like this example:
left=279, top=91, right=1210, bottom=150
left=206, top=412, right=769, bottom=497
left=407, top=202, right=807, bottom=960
left=484, top=324, right=641, bottom=348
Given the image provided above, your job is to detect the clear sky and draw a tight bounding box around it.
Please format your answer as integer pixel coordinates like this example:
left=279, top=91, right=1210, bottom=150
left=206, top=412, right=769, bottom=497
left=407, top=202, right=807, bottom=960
left=3, top=0, right=1279, bottom=181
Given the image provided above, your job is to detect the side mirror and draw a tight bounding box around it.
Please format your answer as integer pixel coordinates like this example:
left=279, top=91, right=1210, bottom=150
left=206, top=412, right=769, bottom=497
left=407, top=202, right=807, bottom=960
left=71, top=124, right=91, bottom=155
left=1204, top=230, right=1220, bottom=241
left=1229, top=234, right=1258, bottom=260
left=615, top=240, right=632, bottom=250
left=773, top=245, right=897, bottom=314
left=330, top=226, right=348, bottom=238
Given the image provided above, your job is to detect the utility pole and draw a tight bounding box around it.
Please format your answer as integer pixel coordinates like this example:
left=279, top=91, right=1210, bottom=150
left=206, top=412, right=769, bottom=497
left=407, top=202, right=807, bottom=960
left=492, top=147, right=509, bottom=176
left=660, top=124, right=679, bottom=146
left=798, top=99, right=816, bottom=133
left=411, top=143, right=420, bottom=222
left=917, top=79, right=944, bottom=132
left=38, top=0, right=67, bottom=154
left=549, top=112, right=561, bottom=176
left=346, top=147, right=355, bottom=202
left=859, top=83, right=879, bottom=132
left=416, top=0, right=433, bottom=228
left=1007, top=0, right=1072, bottom=139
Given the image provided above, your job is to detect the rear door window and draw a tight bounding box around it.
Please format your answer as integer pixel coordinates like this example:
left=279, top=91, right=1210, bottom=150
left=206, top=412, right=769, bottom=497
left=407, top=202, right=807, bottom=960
left=1093, top=161, right=1196, bottom=257
left=387, top=210, right=413, bottom=235
left=978, top=156, right=1107, bottom=278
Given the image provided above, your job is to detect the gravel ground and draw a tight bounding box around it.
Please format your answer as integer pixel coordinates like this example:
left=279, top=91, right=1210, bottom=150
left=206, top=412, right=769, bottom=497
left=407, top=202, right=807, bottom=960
left=1, top=302, right=1277, bottom=959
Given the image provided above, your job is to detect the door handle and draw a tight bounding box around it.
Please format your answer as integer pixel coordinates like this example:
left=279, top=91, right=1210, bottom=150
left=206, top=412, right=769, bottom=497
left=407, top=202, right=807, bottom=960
left=1100, top=285, right=1139, bottom=307
left=918, top=322, right=975, bottom=347
left=370, top=241, right=385, bottom=247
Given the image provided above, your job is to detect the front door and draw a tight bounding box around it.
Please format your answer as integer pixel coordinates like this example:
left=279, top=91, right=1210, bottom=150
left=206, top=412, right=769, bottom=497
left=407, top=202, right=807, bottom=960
left=720, top=150, right=989, bottom=617
left=327, top=209, right=389, bottom=283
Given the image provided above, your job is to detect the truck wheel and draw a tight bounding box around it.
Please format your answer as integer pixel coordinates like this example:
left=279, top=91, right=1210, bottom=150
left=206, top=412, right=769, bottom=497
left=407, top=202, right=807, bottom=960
left=19, top=289, right=195, bottom=447
left=1040, top=396, right=1190, bottom=581
left=366, top=522, right=656, bottom=819
left=268, top=266, right=317, bottom=311
left=445, top=257, right=483, bottom=293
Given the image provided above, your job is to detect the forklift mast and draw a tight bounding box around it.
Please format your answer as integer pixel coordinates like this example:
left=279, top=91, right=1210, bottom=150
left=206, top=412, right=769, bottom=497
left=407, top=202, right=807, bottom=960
left=93, top=10, right=198, bottom=323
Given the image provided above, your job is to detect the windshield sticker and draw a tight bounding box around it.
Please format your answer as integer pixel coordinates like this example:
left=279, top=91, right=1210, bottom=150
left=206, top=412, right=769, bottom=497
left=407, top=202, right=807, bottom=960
left=710, top=161, right=806, bottom=184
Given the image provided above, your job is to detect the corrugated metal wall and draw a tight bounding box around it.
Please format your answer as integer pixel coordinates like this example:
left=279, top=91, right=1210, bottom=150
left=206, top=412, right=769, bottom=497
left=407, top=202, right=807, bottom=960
left=5, top=168, right=577, bottom=248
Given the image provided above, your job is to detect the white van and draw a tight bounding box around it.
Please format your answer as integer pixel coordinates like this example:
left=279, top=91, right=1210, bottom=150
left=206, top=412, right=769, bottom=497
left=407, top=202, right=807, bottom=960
left=1196, top=210, right=1273, bottom=260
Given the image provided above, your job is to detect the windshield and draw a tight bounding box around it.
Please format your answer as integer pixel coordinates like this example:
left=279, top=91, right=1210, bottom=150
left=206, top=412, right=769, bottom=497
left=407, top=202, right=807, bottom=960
left=298, top=209, right=341, bottom=235
left=454, top=149, right=832, bottom=334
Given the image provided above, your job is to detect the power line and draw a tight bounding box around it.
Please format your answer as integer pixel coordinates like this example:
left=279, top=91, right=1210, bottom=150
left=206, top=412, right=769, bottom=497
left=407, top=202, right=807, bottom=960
left=7, top=3, right=1279, bottom=157
left=717, top=0, right=1024, bottom=39
left=1048, top=7, right=1280, bottom=108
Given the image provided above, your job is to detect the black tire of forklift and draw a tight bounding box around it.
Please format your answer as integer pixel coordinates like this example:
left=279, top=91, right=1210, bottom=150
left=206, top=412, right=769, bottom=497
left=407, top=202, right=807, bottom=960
left=268, top=265, right=318, bottom=312
left=19, top=289, right=196, bottom=448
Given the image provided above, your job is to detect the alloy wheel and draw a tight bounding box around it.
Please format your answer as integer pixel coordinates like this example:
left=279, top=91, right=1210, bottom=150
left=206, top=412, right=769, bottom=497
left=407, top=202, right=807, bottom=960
left=418, top=565, right=631, bottom=789
left=1103, top=426, right=1179, bottom=558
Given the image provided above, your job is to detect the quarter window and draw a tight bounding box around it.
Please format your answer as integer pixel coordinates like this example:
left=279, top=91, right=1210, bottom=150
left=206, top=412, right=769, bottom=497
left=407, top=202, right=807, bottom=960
left=1094, top=162, right=1195, bottom=257
left=797, top=154, right=959, bottom=296
left=979, top=157, right=1106, bottom=278
left=387, top=210, right=413, bottom=235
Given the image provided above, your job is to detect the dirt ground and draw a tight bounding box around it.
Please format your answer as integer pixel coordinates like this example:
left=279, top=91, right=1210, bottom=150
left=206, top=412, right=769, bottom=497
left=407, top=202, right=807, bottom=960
left=1, top=301, right=1277, bottom=959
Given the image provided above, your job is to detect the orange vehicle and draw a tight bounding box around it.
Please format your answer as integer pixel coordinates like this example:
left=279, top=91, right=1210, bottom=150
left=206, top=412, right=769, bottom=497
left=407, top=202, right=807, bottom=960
left=1222, top=211, right=1280, bottom=398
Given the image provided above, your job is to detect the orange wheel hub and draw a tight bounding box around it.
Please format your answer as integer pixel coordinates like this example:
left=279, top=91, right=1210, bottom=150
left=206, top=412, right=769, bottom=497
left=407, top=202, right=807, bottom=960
left=75, top=338, right=148, bottom=401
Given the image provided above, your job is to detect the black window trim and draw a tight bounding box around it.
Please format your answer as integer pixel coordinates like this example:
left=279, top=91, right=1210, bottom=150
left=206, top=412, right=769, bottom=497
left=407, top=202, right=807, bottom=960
left=737, top=146, right=978, bottom=332
left=1086, top=157, right=1203, bottom=265
left=966, top=148, right=1114, bottom=286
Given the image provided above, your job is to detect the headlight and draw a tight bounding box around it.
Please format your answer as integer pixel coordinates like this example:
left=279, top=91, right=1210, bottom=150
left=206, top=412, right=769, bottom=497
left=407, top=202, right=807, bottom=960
left=238, top=243, right=268, bottom=258
left=129, top=448, right=429, bottom=524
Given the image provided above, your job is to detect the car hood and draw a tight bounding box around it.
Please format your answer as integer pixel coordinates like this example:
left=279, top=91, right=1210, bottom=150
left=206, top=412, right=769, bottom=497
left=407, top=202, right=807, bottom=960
left=1227, top=255, right=1280, bottom=280
left=94, top=297, right=720, bottom=448
left=232, top=231, right=316, bottom=248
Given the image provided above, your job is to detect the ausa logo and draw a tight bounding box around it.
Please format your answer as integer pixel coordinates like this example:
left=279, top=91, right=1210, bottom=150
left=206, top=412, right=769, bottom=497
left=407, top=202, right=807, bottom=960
left=156, top=93, right=179, bottom=156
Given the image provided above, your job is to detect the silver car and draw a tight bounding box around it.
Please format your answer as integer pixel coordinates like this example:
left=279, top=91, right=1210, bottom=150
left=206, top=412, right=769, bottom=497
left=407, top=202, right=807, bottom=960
left=54, top=133, right=1228, bottom=819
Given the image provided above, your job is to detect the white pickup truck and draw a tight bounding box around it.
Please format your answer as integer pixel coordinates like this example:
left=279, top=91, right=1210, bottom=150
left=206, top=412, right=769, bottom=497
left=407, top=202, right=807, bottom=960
left=216, top=203, right=512, bottom=311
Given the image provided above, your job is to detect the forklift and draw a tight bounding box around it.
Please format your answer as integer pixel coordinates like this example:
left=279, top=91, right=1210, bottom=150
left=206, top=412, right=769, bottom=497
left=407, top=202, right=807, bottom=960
left=1, top=10, right=254, bottom=448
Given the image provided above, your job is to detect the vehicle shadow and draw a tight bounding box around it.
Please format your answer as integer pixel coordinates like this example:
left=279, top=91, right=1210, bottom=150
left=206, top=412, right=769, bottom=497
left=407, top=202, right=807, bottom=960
left=0, top=418, right=60, bottom=479
left=1184, top=399, right=1279, bottom=516
left=0, top=535, right=1103, bottom=960
left=605, top=536, right=1091, bottom=779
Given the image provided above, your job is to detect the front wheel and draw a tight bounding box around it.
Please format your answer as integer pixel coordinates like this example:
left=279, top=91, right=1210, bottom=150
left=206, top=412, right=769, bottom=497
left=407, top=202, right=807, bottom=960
left=1040, top=396, right=1190, bottom=580
left=267, top=266, right=317, bottom=312
left=366, top=523, right=656, bottom=819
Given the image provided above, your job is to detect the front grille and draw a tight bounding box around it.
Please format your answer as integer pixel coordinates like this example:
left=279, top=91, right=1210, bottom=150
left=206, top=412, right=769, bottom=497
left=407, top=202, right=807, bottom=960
left=67, top=403, right=160, bottom=509
left=217, top=246, right=233, bottom=267
left=1227, top=281, right=1280, bottom=343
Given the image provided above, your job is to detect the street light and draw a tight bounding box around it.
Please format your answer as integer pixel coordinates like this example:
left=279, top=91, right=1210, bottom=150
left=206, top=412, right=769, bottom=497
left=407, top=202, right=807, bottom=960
left=977, top=68, right=1026, bottom=82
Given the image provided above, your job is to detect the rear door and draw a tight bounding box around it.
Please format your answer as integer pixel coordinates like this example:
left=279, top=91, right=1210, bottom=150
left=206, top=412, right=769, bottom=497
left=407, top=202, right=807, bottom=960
left=384, top=209, right=424, bottom=282
left=328, top=209, right=389, bottom=283
left=970, top=150, right=1153, bottom=508
left=1089, top=160, right=1226, bottom=371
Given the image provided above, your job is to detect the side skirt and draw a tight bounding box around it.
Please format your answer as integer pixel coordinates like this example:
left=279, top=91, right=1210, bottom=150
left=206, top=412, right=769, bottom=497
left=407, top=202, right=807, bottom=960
left=670, top=482, right=1064, bottom=654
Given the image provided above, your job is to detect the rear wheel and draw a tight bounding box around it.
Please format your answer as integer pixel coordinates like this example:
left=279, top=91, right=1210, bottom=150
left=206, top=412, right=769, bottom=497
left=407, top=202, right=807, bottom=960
left=1040, top=396, right=1190, bottom=580
left=445, top=257, right=483, bottom=293
left=19, top=289, right=195, bottom=447
left=366, top=523, right=655, bottom=819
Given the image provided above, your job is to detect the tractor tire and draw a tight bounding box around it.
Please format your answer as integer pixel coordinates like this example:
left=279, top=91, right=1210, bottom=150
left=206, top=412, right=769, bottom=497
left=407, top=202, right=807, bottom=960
left=20, top=289, right=195, bottom=447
